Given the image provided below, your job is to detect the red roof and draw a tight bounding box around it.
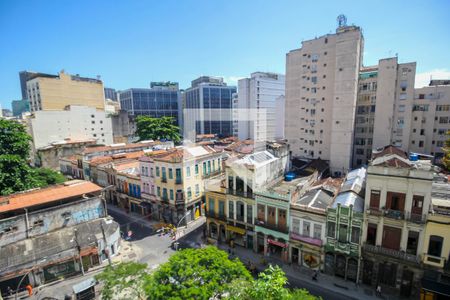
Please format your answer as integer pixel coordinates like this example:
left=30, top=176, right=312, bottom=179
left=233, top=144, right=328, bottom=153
left=0, top=181, right=102, bottom=213
left=372, top=145, right=408, bottom=159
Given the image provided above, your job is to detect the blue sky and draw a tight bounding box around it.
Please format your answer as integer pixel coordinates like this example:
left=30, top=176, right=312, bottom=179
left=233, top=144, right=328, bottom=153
left=1, top=0, right=449, bottom=109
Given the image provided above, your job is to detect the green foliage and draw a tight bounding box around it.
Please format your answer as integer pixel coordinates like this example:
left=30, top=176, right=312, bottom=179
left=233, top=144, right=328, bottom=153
left=95, top=262, right=148, bottom=300
left=443, top=130, right=450, bottom=171
left=0, top=119, right=67, bottom=195
left=144, top=246, right=252, bottom=300
left=31, top=168, right=66, bottom=187
left=227, top=265, right=320, bottom=300
left=136, top=116, right=181, bottom=143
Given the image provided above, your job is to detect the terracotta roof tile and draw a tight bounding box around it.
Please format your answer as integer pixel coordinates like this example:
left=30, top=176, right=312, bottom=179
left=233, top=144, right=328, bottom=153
left=372, top=145, right=408, bottom=159
left=82, top=141, right=160, bottom=154
left=0, top=181, right=102, bottom=213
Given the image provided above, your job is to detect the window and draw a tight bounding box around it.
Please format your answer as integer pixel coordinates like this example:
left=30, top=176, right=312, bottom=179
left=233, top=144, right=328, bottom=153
left=195, top=164, right=199, bottom=175
left=186, top=166, right=191, bottom=177
left=313, top=224, right=322, bottom=239
left=170, top=189, right=174, bottom=200
left=229, top=201, right=234, bottom=218
left=156, top=167, right=160, bottom=177
left=195, top=184, right=199, bottom=196
left=161, top=167, right=166, bottom=179
left=311, top=76, right=317, bottom=84
left=208, top=197, right=215, bottom=213
left=292, top=218, right=300, bottom=234
left=419, top=141, right=424, bottom=147
left=247, top=204, right=253, bottom=224
left=439, top=117, right=449, bottom=124
left=370, top=190, right=380, bottom=209
left=311, top=88, right=317, bottom=93
left=338, top=224, right=348, bottom=242
left=428, top=235, right=443, bottom=257
left=168, top=168, right=173, bottom=179
left=302, top=221, right=311, bottom=237
left=187, top=187, right=192, bottom=199
left=351, top=227, right=360, bottom=244
left=327, top=222, right=335, bottom=238
left=157, top=187, right=161, bottom=197
left=398, top=105, right=405, bottom=112
left=399, top=93, right=407, bottom=100
left=311, top=54, right=319, bottom=62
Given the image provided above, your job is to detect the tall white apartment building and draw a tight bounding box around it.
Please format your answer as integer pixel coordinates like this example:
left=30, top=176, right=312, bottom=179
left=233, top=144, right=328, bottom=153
left=233, top=72, right=285, bottom=144
left=285, top=21, right=363, bottom=176
left=353, top=57, right=416, bottom=167
left=408, top=81, right=450, bottom=162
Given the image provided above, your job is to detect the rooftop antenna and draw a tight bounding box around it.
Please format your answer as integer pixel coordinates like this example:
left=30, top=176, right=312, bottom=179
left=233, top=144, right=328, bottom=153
left=337, top=14, right=347, bottom=28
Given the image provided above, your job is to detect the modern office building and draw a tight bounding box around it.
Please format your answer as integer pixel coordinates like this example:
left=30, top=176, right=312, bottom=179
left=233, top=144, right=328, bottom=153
left=184, top=76, right=236, bottom=139
left=352, top=57, right=416, bottom=167
left=25, top=70, right=105, bottom=112
left=11, top=99, right=30, bottom=117
left=119, top=82, right=181, bottom=125
left=233, top=72, right=285, bottom=143
left=104, top=87, right=118, bottom=101
left=285, top=18, right=364, bottom=176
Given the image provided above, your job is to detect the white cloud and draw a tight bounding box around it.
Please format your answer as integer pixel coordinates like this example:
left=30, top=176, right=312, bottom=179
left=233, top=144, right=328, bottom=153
left=415, top=69, right=450, bottom=88
left=221, top=75, right=245, bottom=86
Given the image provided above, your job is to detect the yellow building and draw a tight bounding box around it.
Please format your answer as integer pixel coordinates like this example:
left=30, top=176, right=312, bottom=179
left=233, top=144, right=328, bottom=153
left=26, top=70, right=105, bottom=112
left=205, top=175, right=228, bottom=244
left=152, top=146, right=223, bottom=225
left=420, top=179, right=450, bottom=300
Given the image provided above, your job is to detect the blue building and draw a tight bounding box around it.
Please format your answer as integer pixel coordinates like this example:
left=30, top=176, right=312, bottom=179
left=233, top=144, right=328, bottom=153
left=119, top=82, right=181, bottom=125
left=184, top=76, right=236, bottom=138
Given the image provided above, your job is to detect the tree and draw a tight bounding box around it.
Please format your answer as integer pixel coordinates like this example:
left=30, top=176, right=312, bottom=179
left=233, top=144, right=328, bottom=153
left=144, top=246, right=252, bottom=300
left=31, top=167, right=66, bottom=187
left=227, top=265, right=320, bottom=300
left=136, top=116, right=181, bottom=143
left=0, top=119, right=67, bottom=195
left=0, top=119, right=35, bottom=195
left=443, top=130, right=450, bottom=171
left=95, top=262, right=148, bottom=300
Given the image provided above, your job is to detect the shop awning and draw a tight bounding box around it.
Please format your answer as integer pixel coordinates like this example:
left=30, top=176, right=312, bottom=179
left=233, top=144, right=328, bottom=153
left=268, top=238, right=288, bottom=248
left=227, top=225, right=246, bottom=235
left=291, top=233, right=322, bottom=247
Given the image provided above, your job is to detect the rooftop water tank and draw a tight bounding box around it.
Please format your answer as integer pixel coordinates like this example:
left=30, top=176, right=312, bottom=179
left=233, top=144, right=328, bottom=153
left=285, top=172, right=295, bottom=182
left=409, top=154, right=418, bottom=161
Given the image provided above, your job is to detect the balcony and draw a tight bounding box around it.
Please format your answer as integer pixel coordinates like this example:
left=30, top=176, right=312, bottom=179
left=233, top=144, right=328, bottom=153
left=175, top=192, right=184, bottom=205
left=202, top=169, right=222, bottom=179
left=254, top=218, right=288, bottom=234
left=236, top=214, right=245, bottom=222
left=384, top=209, right=405, bottom=220
left=363, top=243, right=419, bottom=264
left=175, top=177, right=182, bottom=184
left=207, top=211, right=227, bottom=222
left=405, top=212, right=426, bottom=224
left=423, top=254, right=445, bottom=268
left=161, top=177, right=167, bottom=183
left=366, top=208, right=383, bottom=216
left=227, top=189, right=254, bottom=199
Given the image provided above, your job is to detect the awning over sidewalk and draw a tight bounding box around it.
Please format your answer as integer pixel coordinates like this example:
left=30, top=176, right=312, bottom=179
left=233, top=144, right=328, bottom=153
left=227, top=225, right=246, bottom=235
left=73, top=278, right=96, bottom=294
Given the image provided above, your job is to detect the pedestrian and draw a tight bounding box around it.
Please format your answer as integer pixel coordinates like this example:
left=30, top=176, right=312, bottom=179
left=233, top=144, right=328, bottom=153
left=376, top=285, right=381, bottom=297
left=7, top=286, right=13, bottom=296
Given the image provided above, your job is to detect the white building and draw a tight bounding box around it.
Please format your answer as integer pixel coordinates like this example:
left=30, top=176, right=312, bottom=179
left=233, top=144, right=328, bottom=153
left=285, top=20, right=363, bottom=176
left=233, top=72, right=285, bottom=144
left=28, top=105, right=114, bottom=149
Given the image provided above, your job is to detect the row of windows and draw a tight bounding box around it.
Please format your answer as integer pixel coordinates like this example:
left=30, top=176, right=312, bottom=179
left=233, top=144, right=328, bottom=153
left=327, top=221, right=360, bottom=244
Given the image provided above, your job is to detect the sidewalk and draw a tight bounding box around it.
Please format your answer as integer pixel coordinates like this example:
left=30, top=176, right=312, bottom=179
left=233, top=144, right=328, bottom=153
left=216, top=243, right=391, bottom=300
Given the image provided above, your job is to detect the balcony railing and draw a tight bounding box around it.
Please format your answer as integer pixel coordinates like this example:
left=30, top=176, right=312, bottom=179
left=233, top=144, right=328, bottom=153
left=202, top=170, right=222, bottom=179
left=363, top=243, right=419, bottom=264
left=227, top=189, right=254, bottom=199
left=405, top=212, right=426, bottom=224
left=366, top=208, right=383, bottom=216
left=236, top=215, right=245, bottom=222
left=384, top=209, right=405, bottom=220
left=254, top=218, right=288, bottom=234
left=161, top=177, right=167, bottom=183
left=207, top=211, right=227, bottom=221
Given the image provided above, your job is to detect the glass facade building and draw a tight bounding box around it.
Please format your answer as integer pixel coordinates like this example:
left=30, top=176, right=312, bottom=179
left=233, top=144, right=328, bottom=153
left=119, top=87, right=181, bottom=125
left=185, top=77, right=236, bottom=137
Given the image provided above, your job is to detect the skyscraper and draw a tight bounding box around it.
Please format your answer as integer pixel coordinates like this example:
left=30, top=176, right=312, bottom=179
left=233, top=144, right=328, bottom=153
left=285, top=18, right=364, bottom=176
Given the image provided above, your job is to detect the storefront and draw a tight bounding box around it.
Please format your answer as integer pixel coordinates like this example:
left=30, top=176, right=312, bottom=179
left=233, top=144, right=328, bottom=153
left=227, top=225, right=246, bottom=247
left=290, top=233, right=322, bottom=270
left=267, top=237, right=289, bottom=261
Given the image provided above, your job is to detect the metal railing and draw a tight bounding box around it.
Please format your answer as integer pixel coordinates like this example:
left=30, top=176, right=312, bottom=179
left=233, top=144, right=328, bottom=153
left=254, top=218, right=288, bottom=234
left=384, top=209, right=405, bottom=220
left=363, top=243, right=419, bottom=264
left=405, top=212, right=426, bottom=224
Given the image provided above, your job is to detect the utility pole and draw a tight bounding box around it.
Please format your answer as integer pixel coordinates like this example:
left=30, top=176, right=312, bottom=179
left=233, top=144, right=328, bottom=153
left=74, top=229, right=85, bottom=276
left=100, top=220, right=113, bottom=266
